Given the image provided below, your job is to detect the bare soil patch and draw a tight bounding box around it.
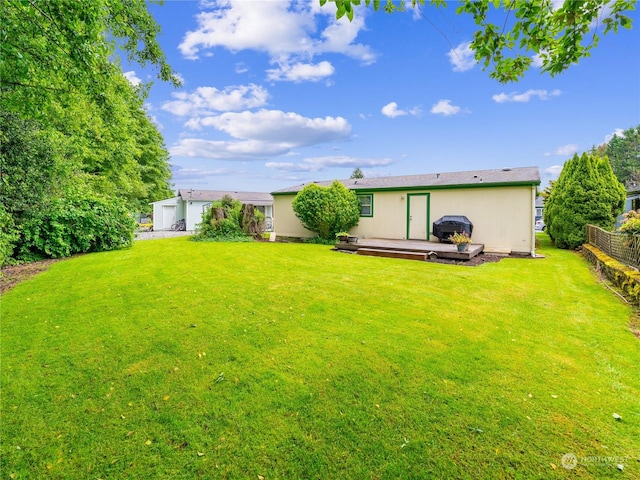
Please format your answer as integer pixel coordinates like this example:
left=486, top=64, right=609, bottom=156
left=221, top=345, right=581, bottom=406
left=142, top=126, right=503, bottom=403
left=0, top=259, right=60, bottom=294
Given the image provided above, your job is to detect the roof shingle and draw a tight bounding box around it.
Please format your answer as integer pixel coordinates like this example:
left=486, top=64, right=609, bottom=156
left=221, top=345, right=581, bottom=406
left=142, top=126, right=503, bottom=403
left=178, top=189, right=273, bottom=205
left=272, top=166, right=540, bottom=194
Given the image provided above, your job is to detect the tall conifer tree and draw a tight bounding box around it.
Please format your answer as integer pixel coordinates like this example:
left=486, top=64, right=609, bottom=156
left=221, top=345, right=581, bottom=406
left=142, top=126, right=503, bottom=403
left=544, top=153, right=625, bottom=249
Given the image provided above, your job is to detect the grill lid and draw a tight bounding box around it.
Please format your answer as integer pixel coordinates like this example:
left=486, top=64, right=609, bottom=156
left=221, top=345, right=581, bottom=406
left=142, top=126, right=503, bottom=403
left=432, top=215, right=473, bottom=242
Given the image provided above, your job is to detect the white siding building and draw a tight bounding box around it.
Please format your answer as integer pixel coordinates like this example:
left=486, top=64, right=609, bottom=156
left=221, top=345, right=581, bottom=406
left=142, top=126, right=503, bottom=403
left=151, top=190, right=274, bottom=232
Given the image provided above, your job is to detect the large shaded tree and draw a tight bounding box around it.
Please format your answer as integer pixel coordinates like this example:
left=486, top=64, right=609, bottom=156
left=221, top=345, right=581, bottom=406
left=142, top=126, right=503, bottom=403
left=1, top=0, right=177, bottom=210
left=321, top=0, right=635, bottom=82
left=0, top=0, right=177, bottom=263
left=0, top=112, right=61, bottom=217
left=543, top=152, right=625, bottom=249
left=1, top=0, right=179, bottom=112
left=602, top=125, right=640, bottom=187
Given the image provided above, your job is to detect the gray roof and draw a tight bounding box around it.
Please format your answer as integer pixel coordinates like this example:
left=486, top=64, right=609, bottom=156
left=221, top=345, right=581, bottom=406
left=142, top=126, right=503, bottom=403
left=178, top=189, right=273, bottom=205
left=272, top=166, right=540, bottom=195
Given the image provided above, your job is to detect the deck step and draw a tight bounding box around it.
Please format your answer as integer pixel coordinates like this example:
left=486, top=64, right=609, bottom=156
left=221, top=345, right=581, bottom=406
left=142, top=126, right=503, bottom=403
left=357, top=248, right=427, bottom=261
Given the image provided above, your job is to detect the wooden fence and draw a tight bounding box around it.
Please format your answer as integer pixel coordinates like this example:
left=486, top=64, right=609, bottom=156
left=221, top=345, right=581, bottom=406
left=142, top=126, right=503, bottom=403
left=586, top=224, right=640, bottom=269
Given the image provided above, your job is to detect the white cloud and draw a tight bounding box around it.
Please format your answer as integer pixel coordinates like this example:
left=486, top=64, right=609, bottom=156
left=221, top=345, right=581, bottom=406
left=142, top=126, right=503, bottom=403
left=235, top=62, right=249, bottom=74
left=544, top=144, right=579, bottom=156
left=313, top=14, right=376, bottom=64
left=543, top=165, right=563, bottom=181
left=447, top=41, right=476, bottom=72
left=430, top=99, right=462, bottom=116
left=179, top=1, right=312, bottom=59
left=161, top=84, right=269, bottom=116
left=123, top=70, right=141, bottom=86
left=531, top=53, right=544, bottom=68
left=178, top=0, right=375, bottom=81
left=604, top=128, right=625, bottom=144
left=266, top=155, right=393, bottom=172
left=170, top=109, right=352, bottom=160
left=492, top=89, right=561, bottom=103
left=171, top=165, right=238, bottom=180
left=170, top=138, right=293, bottom=160
left=381, top=102, right=421, bottom=118
left=266, top=61, right=335, bottom=82
left=381, top=102, right=403, bottom=118
left=194, top=110, right=350, bottom=144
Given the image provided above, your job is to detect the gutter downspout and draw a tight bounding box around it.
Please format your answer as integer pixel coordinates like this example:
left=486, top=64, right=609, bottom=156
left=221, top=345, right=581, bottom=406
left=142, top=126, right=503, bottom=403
left=531, top=186, right=536, bottom=257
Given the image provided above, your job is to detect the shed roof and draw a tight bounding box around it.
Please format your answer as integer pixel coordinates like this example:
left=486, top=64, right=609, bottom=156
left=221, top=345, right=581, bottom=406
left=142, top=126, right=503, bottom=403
left=178, top=189, right=273, bottom=205
left=272, top=166, right=540, bottom=195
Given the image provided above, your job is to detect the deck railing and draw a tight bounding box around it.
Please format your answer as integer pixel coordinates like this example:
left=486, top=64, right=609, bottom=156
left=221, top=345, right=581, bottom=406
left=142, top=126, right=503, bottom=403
left=586, top=224, right=640, bottom=268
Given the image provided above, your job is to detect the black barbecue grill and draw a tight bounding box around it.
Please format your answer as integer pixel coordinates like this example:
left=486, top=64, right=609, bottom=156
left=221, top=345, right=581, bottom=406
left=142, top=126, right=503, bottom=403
left=432, top=215, right=473, bottom=243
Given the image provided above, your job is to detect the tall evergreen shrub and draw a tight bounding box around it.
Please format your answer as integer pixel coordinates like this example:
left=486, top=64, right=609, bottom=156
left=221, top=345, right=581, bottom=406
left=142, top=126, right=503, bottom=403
left=544, top=152, right=625, bottom=249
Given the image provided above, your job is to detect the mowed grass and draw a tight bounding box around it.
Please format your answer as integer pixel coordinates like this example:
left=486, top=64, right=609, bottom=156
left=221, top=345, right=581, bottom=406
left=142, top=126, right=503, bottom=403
left=1, top=235, right=639, bottom=479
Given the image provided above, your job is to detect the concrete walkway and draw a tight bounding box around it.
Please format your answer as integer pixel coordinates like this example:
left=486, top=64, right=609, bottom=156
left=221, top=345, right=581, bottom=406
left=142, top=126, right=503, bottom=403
left=134, top=231, right=194, bottom=241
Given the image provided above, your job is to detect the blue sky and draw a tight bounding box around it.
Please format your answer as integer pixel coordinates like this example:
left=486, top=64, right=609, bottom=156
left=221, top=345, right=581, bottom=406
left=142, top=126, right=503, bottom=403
left=123, top=0, right=640, bottom=193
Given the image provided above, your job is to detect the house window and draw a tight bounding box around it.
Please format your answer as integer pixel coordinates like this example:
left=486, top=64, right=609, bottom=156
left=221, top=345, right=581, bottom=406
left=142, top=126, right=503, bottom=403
left=358, top=194, right=373, bottom=217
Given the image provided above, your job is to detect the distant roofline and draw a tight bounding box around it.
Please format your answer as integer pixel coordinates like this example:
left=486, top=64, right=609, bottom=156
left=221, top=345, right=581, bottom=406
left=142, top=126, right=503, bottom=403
left=271, top=166, right=540, bottom=196
left=150, top=189, right=273, bottom=206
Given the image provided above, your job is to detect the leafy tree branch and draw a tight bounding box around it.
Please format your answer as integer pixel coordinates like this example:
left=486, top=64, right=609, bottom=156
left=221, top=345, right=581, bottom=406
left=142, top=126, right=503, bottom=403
left=320, top=0, right=635, bottom=82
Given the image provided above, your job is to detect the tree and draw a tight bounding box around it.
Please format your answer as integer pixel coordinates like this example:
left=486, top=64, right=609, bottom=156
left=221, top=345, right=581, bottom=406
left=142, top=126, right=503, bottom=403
left=539, top=179, right=555, bottom=203
left=0, top=0, right=178, bottom=264
left=0, top=112, right=61, bottom=217
left=350, top=168, right=365, bottom=179
left=320, top=0, right=635, bottom=82
left=601, top=125, right=640, bottom=187
left=543, top=152, right=625, bottom=249
left=292, top=181, right=361, bottom=240
left=0, top=0, right=179, bottom=115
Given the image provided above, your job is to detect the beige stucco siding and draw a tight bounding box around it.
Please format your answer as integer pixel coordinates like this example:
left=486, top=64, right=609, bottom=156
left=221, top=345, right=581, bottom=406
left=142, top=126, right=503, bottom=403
left=272, top=195, right=316, bottom=237
left=273, top=184, right=536, bottom=254
left=428, top=186, right=535, bottom=254
left=354, top=192, right=408, bottom=240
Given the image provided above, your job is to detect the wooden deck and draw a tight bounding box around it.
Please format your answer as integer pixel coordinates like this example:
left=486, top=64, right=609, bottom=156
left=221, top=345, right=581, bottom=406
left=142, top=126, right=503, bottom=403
left=335, top=238, right=483, bottom=261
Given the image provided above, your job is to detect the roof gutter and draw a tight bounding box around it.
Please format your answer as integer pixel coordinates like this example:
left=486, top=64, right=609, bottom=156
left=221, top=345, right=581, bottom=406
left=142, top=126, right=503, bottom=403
left=271, top=180, right=541, bottom=196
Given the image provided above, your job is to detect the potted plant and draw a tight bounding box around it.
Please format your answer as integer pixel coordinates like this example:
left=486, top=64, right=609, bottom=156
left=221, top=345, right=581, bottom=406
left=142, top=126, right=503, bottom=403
left=336, top=231, right=349, bottom=243
left=449, top=231, right=472, bottom=251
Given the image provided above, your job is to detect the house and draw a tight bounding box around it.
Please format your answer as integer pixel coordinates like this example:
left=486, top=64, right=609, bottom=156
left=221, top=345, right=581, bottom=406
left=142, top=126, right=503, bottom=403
left=271, top=166, right=540, bottom=256
left=151, top=190, right=274, bottom=231
left=535, top=195, right=544, bottom=221
left=616, top=187, right=640, bottom=229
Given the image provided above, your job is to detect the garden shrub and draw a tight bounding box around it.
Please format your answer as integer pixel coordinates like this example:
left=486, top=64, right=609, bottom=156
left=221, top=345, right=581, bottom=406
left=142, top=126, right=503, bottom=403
left=302, top=237, right=338, bottom=245
left=193, top=194, right=264, bottom=242
left=618, top=210, right=640, bottom=235
left=292, top=181, right=360, bottom=241
left=17, top=189, right=136, bottom=260
left=0, top=204, right=19, bottom=267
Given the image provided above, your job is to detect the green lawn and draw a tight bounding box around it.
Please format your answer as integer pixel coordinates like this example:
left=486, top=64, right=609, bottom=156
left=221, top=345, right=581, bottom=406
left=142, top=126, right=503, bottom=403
left=1, top=235, right=638, bottom=479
